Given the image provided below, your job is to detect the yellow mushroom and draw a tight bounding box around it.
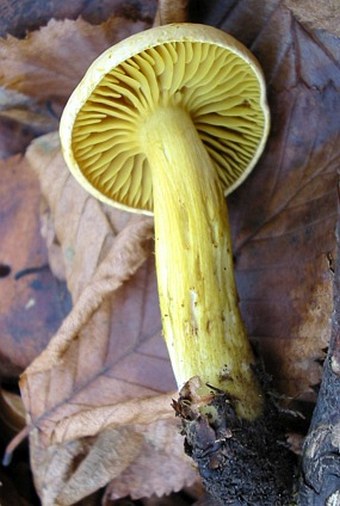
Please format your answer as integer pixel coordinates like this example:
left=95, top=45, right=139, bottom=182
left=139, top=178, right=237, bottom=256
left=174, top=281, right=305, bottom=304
left=60, top=23, right=270, bottom=421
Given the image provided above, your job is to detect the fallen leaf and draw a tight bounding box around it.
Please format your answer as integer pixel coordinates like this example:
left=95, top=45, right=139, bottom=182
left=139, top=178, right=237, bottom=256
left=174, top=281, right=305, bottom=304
left=20, top=133, right=193, bottom=502
left=103, top=419, right=197, bottom=501
left=215, top=0, right=339, bottom=400
left=50, top=426, right=144, bottom=505
left=0, top=116, right=35, bottom=159
left=22, top=136, right=176, bottom=431
left=0, top=7, right=155, bottom=159
left=0, top=0, right=156, bottom=38
left=14, top=0, right=340, bottom=502
left=25, top=133, right=133, bottom=300
left=29, top=425, right=143, bottom=506
left=0, top=388, right=26, bottom=434
left=0, top=16, right=149, bottom=110
left=284, top=0, right=340, bottom=37
left=30, top=418, right=195, bottom=505
left=0, top=155, right=71, bottom=376
left=0, top=87, right=57, bottom=132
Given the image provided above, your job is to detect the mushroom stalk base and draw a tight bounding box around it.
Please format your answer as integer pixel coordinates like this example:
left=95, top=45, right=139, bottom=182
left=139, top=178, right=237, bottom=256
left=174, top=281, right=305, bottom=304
left=141, top=106, right=263, bottom=420
left=174, top=377, right=295, bottom=505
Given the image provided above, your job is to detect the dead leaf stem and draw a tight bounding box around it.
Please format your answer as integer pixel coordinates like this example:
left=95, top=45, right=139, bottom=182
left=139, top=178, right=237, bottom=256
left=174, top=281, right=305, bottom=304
left=2, top=425, right=30, bottom=466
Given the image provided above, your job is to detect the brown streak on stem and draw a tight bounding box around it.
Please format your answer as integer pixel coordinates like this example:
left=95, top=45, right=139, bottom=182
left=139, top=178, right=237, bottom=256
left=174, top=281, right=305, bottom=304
left=153, top=0, right=188, bottom=27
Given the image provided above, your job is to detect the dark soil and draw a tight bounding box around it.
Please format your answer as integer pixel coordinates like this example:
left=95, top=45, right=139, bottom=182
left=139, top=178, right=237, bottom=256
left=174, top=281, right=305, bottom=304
left=174, top=380, right=297, bottom=506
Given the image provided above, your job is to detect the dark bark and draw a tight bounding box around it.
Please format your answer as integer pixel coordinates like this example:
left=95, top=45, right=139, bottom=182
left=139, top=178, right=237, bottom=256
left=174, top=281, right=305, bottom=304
left=299, top=191, right=340, bottom=505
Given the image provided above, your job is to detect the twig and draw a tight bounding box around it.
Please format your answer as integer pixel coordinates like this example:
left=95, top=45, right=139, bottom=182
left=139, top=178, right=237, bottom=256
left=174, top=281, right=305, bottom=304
left=153, top=0, right=188, bottom=27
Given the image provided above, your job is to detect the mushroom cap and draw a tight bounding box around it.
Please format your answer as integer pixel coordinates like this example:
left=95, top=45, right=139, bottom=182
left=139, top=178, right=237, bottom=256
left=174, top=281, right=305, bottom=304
left=60, top=23, right=270, bottom=215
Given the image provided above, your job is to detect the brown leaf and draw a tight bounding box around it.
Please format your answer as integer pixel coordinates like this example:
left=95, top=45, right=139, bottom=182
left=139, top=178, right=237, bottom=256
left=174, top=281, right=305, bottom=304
left=214, top=0, right=339, bottom=401
left=20, top=133, right=193, bottom=501
left=0, top=155, right=70, bottom=376
left=30, top=418, right=195, bottom=505
left=22, top=133, right=174, bottom=411
left=0, top=16, right=149, bottom=109
left=0, top=388, right=26, bottom=434
left=0, top=0, right=156, bottom=38
left=25, top=133, right=134, bottom=300
left=0, top=87, right=57, bottom=131
left=284, top=0, right=340, bottom=37
left=29, top=425, right=143, bottom=506
left=0, top=116, right=35, bottom=159
left=17, top=0, right=340, bottom=502
left=103, top=419, right=197, bottom=501
left=0, top=11, right=151, bottom=158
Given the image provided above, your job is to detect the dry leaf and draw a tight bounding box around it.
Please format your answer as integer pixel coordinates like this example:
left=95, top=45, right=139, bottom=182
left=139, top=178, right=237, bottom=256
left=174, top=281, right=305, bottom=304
left=0, top=155, right=70, bottom=376
left=0, top=388, right=26, bottom=434
left=0, top=0, right=157, bottom=38
left=284, top=0, right=340, bottom=37
left=25, top=133, right=134, bottom=300
left=11, top=0, right=339, bottom=502
left=0, top=87, right=57, bottom=131
left=29, top=425, right=143, bottom=506
left=104, top=419, right=197, bottom=501
left=50, top=427, right=144, bottom=505
left=0, top=116, right=35, bottom=158
left=20, top=133, right=194, bottom=502
left=215, top=0, right=339, bottom=400
left=0, top=16, right=149, bottom=109
left=30, top=418, right=195, bottom=505
left=0, top=9, right=153, bottom=160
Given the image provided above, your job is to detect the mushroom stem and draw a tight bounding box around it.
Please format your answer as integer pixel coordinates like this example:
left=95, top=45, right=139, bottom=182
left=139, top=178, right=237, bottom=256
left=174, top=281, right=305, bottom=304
left=141, top=106, right=263, bottom=420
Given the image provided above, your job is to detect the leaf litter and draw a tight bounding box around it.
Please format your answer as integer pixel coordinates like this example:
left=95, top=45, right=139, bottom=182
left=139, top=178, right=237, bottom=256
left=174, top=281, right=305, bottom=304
left=0, top=0, right=338, bottom=504
left=21, top=132, right=196, bottom=502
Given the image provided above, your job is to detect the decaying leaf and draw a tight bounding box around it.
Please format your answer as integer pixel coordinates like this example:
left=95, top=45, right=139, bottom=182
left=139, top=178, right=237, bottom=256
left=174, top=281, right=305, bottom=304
left=20, top=133, right=195, bottom=502
left=216, top=0, right=339, bottom=400
left=29, top=425, right=143, bottom=506
left=30, top=418, right=195, bottom=505
left=0, top=16, right=149, bottom=109
left=0, top=14, right=150, bottom=157
left=0, top=87, right=57, bottom=132
left=103, top=419, right=197, bottom=501
left=0, top=388, right=26, bottom=434
left=0, top=155, right=70, bottom=376
left=284, top=0, right=340, bottom=37
left=7, top=0, right=339, bottom=503
left=0, top=0, right=157, bottom=38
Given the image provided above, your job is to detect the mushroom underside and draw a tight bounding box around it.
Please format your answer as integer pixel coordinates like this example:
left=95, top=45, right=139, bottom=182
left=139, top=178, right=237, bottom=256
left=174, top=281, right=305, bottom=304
left=71, top=39, right=266, bottom=213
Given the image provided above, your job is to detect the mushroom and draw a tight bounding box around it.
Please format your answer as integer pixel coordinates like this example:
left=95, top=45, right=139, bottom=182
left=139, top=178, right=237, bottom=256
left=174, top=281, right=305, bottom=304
left=60, top=23, right=270, bottom=421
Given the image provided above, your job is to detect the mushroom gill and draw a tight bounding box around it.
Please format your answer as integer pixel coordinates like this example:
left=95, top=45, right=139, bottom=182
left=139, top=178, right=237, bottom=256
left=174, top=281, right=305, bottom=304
left=71, top=40, right=266, bottom=213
